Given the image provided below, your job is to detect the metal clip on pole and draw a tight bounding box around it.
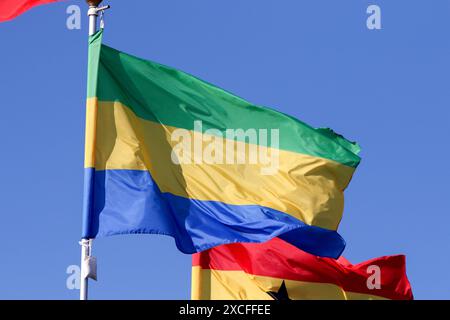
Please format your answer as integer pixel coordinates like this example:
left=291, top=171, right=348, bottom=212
left=87, top=4, right=111, bottom=35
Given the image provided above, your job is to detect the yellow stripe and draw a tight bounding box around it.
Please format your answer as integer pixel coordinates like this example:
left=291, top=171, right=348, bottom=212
left=191, top=267, right=387, bottom=300
left=191, top=267, right=273, bottom=300
left=85, top=98, right=355, bottom=230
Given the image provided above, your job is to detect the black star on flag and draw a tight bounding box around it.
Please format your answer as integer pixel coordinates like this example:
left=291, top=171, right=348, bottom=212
left=267, top=281, right=291, bottom=300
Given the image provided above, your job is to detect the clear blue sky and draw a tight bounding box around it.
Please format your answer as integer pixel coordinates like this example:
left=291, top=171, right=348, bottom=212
left=0, top=0, right=448, bottom=299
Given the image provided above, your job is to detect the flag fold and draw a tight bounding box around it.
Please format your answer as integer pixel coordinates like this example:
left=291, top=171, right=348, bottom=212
left=0, top=0, right=61, bottom=22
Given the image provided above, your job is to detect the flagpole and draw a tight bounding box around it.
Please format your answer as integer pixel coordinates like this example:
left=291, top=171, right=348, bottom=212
left=80, top=0, right=104, bottom=301
left=87, top=1, right=99, bottom=36
left=79, top=238, right=91, bottom=300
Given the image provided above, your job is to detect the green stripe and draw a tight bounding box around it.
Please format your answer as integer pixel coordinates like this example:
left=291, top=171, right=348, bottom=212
left=87, top=31, right=361, bottom=167
left=87, top=31, right=102, bottom=98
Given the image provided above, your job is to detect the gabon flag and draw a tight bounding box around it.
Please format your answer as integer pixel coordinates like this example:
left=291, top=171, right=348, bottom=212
left=192, top=237, right=413, bottom=300
left=0, top=0, right=61, bottom=22
left=82, top=30, right=361, bottom=258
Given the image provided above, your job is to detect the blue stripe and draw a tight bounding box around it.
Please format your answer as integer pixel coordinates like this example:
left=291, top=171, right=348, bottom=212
left=82, top=169, right=345, bottom=258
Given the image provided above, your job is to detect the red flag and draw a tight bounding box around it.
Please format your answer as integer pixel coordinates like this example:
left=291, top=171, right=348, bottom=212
left=192, top=237, right=413, bottom=300
left=0, top=0, right=62, bottom=22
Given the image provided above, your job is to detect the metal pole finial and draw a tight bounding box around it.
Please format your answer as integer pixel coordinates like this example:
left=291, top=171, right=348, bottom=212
left=86, top=0, right=103, bottom=6
left=87, top=1, right=110, bottom=36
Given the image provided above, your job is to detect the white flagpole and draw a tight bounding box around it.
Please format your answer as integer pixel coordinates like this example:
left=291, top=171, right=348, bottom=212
left=87, top=1, right=99, bottom=36
left=79, top=238, right=91, bottom=300
left=87, top=0, right=110, bottom=36
left=80, top=0, right=108, bottom=301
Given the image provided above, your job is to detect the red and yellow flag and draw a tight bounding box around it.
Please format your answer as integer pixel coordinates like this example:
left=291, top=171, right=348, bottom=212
left=0, top=0, right=61, bottom=22
left=192, top=237, right=413, bottom=300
